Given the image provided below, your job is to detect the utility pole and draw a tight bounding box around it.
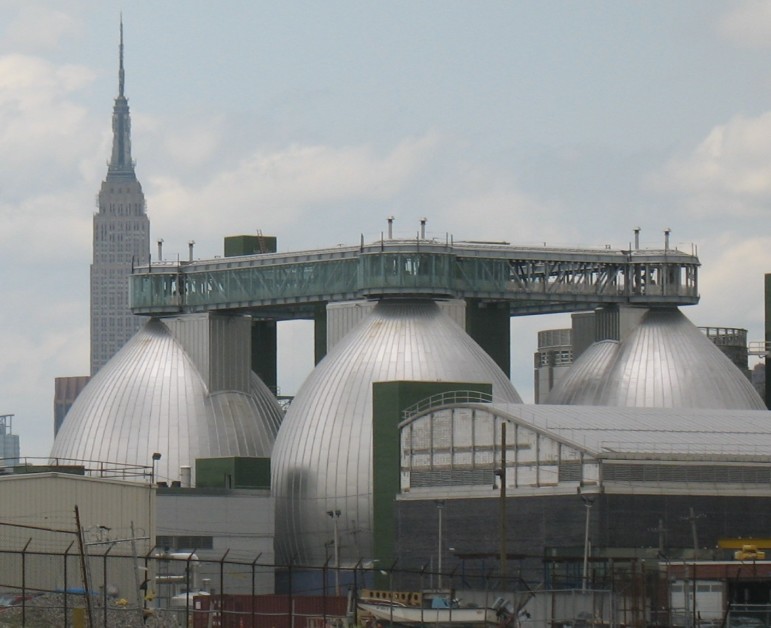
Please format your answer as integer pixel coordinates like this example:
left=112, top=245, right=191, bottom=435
left=682, top=507, right=704, bottom=553
left=497, top=423, right=507, bottom=580
left=436, top=500, right=445, bottom=589
left=327, top=510, right=341, bottom=595
left=580, top=495, right=594, bottom=592
left=74, top=506, right=95, bottom=628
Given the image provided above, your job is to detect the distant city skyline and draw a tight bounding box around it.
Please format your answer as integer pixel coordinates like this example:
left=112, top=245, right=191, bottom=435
left=0, top=1, right=769, bottom=456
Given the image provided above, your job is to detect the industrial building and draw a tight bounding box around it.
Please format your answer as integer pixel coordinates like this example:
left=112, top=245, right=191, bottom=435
left=0, top=471, right=154, bottom=599
left=51, top=227, right=771, bottom=592
left=36, top=24, right=771, bottom=625
left=0, top=414, right=20, bottom=468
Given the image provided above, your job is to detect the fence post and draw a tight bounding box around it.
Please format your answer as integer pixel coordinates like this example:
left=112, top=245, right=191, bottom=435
left=185, top=549, right=197, bottom=628
left=64, top=540, right=75, bottom=628
left=103, top=544, right=113, bottom=628
left=288, top=560, right=293, bottom=628
left=251, top=553, right=261, bottom=628
left=21, top=538, right=31, bottom=627
left=74, top=506, right=96, bottom=628
left=323, top=557, right=330, bottom=624
left=219, top=548, right=230, bottom=625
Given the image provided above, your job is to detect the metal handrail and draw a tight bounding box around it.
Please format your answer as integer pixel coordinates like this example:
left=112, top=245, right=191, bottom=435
left=401, top=390, right=493, bottom=422
left=1, top=457, right=153, bottom=480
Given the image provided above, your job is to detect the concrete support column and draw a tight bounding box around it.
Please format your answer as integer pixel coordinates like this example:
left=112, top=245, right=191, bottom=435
left=465, top=300, right=510, bottom=377
left=314, top=303, right=328, bottom=365
left=251, top=320, right=277, bottom=394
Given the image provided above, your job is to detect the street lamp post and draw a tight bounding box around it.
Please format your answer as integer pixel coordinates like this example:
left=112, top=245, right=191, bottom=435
left=436, top=500, right=445, bottom=589
left=496, top=423, right=507, bottom=581
left=581, top=494, right=594, bottom=592
left=327, top=510, right=341, bottom=595
left=151, top=452, right=161, bottom=484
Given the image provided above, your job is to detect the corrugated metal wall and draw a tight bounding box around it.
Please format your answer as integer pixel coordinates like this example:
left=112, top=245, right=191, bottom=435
left=0, top=473, right=154, bottom=596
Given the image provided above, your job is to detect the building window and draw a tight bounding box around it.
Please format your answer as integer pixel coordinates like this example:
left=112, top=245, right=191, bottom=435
left=156, top=535, right=214, bottom=551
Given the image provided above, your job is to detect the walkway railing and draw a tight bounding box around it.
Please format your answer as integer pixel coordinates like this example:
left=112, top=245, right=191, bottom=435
left=401, top=390, right=494, bottom=422
left=129, top=237, right=700, bottom=317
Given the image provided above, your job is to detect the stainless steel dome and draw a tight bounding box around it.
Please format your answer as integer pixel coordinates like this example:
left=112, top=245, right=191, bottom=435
left=50, top=318, right=283, bottom=483
left=545, top=340, right=619, bottom=406
left=271, top=300, right=522, bottom=565
left=547, top=308, right=765, bottom=410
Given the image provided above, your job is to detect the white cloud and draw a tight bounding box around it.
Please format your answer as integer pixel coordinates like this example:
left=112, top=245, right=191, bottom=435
left=160, top=116, right=227, bottom=169
left=689, top=233, right=770, bottom=346
left=2, top=5, right=82, bottom=52
left=0, top=190, right=92, bottom=262
left=433, top=180, right=576, bottom=247
left=717, top=1, right=771, bottom=49
left=652, top=112, right=771, bottom=216
left=0, top=54, right=97, bottom=197
left=146, top=132, right=442, bottom=250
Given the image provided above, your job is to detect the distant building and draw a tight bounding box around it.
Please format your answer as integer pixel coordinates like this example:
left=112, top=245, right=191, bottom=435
left=0, top=414, right=19, bottom=467
left=155, top=457, right=275, bottom=596
left=752, top=362, right=766, bottom=403
left=90, top=21, right=149, bottom=374
left=53, top=376, right=90, bottom=436
left=534, top=328, right=572, bottom=403
left=699, top=326, right=750, bottom=375
left=0, top=472, right=153, bottom=599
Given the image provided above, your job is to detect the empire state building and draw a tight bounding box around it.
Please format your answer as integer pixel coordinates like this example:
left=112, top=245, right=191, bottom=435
left=90, top=21, right=150, bottom=374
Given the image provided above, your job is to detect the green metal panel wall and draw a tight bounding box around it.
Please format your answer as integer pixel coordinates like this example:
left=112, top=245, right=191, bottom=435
left=195, top=457, right=271, bottom=489
left=371, top=381, right=493, bottom=566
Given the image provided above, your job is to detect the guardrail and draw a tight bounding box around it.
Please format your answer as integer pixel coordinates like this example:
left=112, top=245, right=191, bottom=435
left=401, top=390, right=494, bottom=422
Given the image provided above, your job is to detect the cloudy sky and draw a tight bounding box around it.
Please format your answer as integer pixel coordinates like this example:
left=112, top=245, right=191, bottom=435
left=1, top=1, right=770, bottom=457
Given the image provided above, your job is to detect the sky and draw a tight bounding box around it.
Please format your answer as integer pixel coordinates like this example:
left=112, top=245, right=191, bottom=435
left=1, top=1, right=770, bottom=457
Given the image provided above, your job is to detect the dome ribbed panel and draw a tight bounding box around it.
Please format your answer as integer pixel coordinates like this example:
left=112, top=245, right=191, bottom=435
left=204, top=374, right=282, bottom=458
left=271, top=300, right=521, bottom=565
left=606, top=309, right=765, bottom=409
left=51, top=319, right=283, bottom=483
left=547, top=340, right=619, bottom=405
left=549, top=308, right=765, bottom=410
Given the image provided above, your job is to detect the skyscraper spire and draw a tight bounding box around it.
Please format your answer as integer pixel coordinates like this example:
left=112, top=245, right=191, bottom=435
left=108, top=16, right=134, bottom=177
left=91, top=17, right=150, bottom=375
left=119, top=15, right=125, bottom=99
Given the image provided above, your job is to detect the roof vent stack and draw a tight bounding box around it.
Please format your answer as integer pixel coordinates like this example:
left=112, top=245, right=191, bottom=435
left=157, top=238, right=164, bottom=261
left=633, top=227, right=640, bottom=250
left=664, top=228, right=671, bottom=251
left=387, top=216, right=394, bottom=240
left=420, top=217, right=427, bottom=240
